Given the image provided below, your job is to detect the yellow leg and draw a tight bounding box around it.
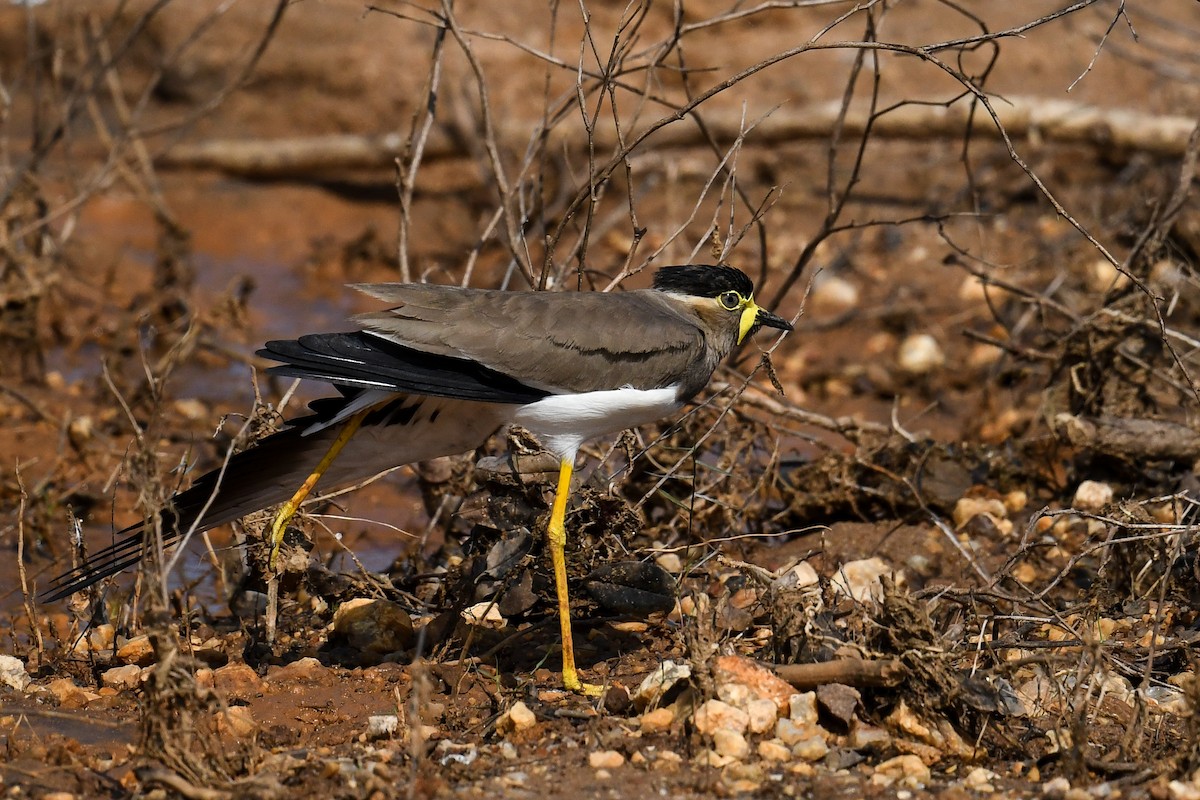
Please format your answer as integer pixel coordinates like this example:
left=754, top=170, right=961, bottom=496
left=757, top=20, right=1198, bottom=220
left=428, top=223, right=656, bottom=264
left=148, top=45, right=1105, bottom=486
left=546, top=458, right=601, bottom=696
left=268, top=411, right=367, bottom=568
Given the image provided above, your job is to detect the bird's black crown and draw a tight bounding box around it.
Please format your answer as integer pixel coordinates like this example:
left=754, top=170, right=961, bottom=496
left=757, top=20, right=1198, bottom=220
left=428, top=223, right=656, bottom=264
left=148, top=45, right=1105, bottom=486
left=652, top=265, right=754, bottom=298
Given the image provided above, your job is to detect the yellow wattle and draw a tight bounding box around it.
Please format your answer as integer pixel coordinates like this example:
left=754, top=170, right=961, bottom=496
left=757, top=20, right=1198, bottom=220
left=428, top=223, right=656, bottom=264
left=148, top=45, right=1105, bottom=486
left=738, top=300, right=760, bottom=344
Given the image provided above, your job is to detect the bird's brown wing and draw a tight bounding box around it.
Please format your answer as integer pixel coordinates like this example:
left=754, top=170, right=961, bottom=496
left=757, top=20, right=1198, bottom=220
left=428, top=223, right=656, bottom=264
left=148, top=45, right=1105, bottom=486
left=351, top=285, right=709, bottom=394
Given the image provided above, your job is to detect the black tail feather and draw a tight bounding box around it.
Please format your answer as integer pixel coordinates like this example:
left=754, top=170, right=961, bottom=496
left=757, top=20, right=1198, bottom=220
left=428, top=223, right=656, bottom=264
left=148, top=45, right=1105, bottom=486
left=40, top=424, right=312, bottom=603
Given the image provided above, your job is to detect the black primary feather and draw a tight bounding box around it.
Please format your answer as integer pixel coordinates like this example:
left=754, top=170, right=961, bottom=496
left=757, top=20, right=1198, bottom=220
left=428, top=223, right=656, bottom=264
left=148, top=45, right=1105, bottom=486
left=258, top=332, right=550, bottom=404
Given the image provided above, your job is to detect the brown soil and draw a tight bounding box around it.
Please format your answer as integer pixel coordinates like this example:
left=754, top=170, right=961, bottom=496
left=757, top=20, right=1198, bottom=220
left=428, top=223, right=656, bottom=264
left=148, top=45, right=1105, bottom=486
left=3, top=1, right=1200, bottom=798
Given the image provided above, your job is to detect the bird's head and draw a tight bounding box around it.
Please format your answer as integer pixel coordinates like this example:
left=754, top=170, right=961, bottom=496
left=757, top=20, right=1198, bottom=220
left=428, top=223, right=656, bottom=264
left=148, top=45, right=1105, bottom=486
left=653, top=265, right=792, bottom=344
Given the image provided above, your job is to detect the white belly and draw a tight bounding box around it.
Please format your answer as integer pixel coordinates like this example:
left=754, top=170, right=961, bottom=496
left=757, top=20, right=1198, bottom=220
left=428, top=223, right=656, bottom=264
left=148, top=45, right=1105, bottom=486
left=512, top=386, right=681, bottom=461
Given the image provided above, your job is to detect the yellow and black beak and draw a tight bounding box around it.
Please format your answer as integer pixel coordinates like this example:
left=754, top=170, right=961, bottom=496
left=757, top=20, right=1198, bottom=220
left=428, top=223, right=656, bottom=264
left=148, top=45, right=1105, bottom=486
left=738, top=300, right=793, bottom=344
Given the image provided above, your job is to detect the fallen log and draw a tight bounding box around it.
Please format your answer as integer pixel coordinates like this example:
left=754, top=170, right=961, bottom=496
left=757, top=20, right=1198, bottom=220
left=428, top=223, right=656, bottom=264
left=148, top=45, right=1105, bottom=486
left=157, top=96, right=1199, bottom=179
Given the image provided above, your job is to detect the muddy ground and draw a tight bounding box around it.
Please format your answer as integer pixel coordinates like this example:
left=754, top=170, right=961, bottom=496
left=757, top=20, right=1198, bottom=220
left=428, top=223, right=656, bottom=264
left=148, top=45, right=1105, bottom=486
left=3, top=1, right=1200, bottom=798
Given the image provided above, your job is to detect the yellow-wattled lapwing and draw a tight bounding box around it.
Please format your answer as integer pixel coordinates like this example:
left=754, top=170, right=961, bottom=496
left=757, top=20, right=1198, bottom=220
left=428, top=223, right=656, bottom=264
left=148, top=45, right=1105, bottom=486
left=43, top=264, right=791, bottom=693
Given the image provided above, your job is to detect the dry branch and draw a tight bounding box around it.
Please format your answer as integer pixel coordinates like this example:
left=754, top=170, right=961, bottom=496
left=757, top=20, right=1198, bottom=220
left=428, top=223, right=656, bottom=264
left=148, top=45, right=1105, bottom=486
left=1052, top=413, right=1200, bottom=461
left=156, top=97, right=1200, bottom=179
left=770, top=658, right=905, bottom=690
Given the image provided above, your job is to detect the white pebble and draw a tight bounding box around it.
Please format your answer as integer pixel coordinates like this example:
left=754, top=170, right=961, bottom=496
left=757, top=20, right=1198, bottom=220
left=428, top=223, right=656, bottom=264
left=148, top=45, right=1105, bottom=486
left=897, top=334, right=945, bottom=375
left=498, top=701, right=537, bottom=734
left=1042, top=776, right=1071, bottom=798
left=757, top=740, right=791, bottom=762
left=791, top=735, right=828, bottom=762
left=775, top=718, right=810, bottom=746
left=588, top=750, right=625, bottom=770
left=1072, top=480, right=1114, bottom=512
left=788, top=692, right=818, bottom=726
left=712, top=728, right=750, bottom=760
left=964, top=766, right=997, bottom=792
left=745, top=698, right=778, bottom=734
left=655, top=553, right=683, bottom=573
left=830, top=557, right=897, bottom=603
left=693, top=699, right=749, bottom=735
left=953, top=496, right=1009, bottom=528
left=0, top=655, right=31, bottom=692
left=810, top=275, right=860, bottom=314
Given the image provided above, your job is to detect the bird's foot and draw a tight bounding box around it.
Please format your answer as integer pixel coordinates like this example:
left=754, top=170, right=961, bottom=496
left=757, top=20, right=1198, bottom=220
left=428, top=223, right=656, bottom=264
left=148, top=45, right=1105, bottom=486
left=562, top=667, right=604, bottom=697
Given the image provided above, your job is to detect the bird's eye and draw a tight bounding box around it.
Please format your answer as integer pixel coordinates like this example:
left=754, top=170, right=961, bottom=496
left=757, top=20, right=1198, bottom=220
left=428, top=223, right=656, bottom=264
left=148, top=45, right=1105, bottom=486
left=718, top=291, right=743, bottom=311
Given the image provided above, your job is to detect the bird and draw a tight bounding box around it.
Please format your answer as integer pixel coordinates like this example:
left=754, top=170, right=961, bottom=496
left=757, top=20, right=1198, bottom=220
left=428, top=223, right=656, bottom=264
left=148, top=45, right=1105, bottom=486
left=42, top=264, right=792, bottom=693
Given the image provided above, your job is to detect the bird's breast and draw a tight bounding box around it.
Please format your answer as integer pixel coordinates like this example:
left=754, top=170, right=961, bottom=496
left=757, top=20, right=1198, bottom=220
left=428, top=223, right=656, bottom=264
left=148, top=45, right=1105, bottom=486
left=511, top=385, right=682, bottom=461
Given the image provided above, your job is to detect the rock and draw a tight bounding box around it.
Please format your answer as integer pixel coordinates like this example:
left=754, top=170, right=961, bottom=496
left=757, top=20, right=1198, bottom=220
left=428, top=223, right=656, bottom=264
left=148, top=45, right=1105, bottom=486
left=1073, top=480, right=1114, bottom=512
left=632, top=660, right=691, bottom=710
left=436, top=740, right=478, bottom=767
left=745, top=698, right=778, bottom=734
left=830, top=557, right=897, bottom=603
left=693, top=699, right=749, bottom=736
left=100, top=664, right=142, bottom=690
left=967, top=343, right=1003, bottom=368
left=885, top=699, right=974, bottom=759
left=791, top=735, right=829, bottom=762
left=810, top=275, right=860, bottom=315
left=953, top=496, right=1009, bottom=528
left=116, top=635, right=155, bottom=666
left=74, top=624, right=115, bottom=655
left=788, top=692, right=818, bottom=726
left=1087, top=258, right=1129, bottom=292
left=1003, top=490, right=1028, bottom=515
left=47, top=677, right=99, bottom=708
left=712, top=655, right=795, bottom=712
left=332, top=598, right=415, bottom=657
left=0, top=654, right=31, bottom=692
left=367, top=714, right=400, bottom=739
left=757, top=740, right=792, bottom=762
left=1170, top=780, right=1200, bottom=800
left=216, top=706, right=257, bottom=738
left=1144, top=684, right=1188, bottom=714
left=268, top=656, right=329, bottom=682
left=588, top=750, right=625, bottom=769
left=602, top=684, right=631, bottom=715
left=723, top=761, right=765, bottom=793
left=872, top=754, right=931, bottom=788
left=816, top=683, right=860, bottom=729
left=173, top=398, right=209, bottom=421
left=213, top=662, right=264, bottom=700
left=774, top=561, right=819, bottom=590
left=849, top=723, right=891, bottom=752
left=824, top=748, right=867, bottom=771
left=1041, top=776, right=1070, bottom=799
left=712, top=729, right=750, bottom=761
left=500, top=771, right=528, bottom=787
left=655, top=553, right=683, bottom=574
left=897, top=333, right=945, bottom=375
left=639, top=707, right=675, bottom=734
left=964, top=766, right=997, bottom=792
left=461, top=601, right=506, bottom=628
left=497, top=701, right=537, bottom=735
left=774, top=718, right=813, bottom=746
left=694, top=749, right=735, bottom=768
left=959, top=275, right=988, bottom=303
